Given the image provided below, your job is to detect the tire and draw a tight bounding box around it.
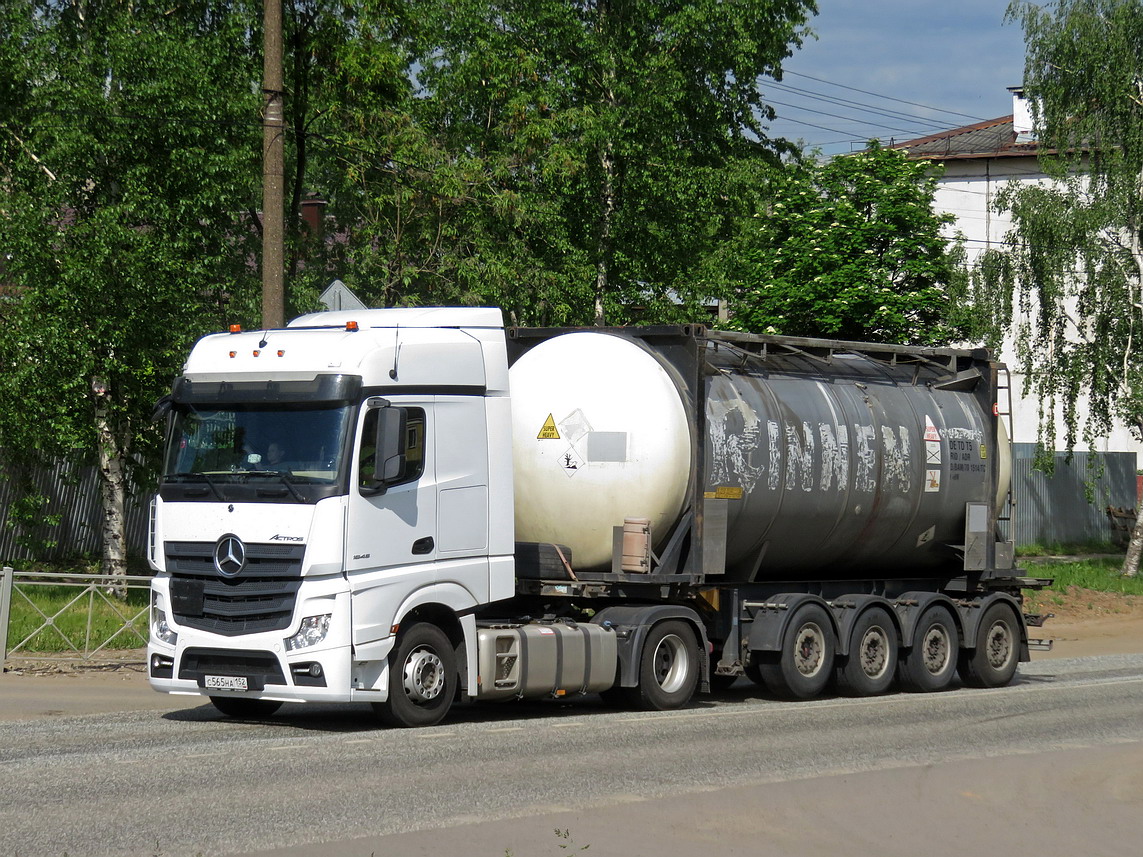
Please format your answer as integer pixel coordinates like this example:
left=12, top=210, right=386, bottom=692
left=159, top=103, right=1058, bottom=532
left=958, top=601, right=1021, bottom=688
left=898, top=605, right=959, bottom=692
left=209, top=696, right=282, bottom=719
left=374, top=623, right=457, bottom=728
left=836, top=607, right=898, bottom=697
left=625, top=620, right=701, bottom=711
left=759, top=603, right=836, bottom=700
left=743, top=659, right=765, bottom=687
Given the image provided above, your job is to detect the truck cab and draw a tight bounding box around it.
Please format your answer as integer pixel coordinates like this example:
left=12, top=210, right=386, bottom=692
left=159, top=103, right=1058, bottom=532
left=147, top=308, right=516, bottom=724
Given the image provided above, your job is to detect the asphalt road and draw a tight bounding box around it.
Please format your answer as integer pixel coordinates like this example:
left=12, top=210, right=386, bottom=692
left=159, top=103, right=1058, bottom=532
left=3, top=655, right=1143, bottom=857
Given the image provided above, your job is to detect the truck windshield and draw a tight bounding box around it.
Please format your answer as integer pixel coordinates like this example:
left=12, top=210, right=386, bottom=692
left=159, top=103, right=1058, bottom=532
left=163, top=403, right=352, bottom=491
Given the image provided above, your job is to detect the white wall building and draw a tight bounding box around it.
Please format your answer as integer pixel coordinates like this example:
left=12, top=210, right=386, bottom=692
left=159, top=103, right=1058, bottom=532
left=895, top=88, right=1142, bottom=464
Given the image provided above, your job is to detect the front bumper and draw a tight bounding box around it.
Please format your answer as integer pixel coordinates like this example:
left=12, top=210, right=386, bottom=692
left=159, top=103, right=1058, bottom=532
left=147, top=576, right=395, bottom=705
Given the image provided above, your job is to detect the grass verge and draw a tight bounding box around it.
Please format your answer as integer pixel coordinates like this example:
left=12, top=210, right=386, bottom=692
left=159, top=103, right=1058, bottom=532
left=1022, top=555, right=1143, bottom=595
left=5, top=581, right=150, bottom=654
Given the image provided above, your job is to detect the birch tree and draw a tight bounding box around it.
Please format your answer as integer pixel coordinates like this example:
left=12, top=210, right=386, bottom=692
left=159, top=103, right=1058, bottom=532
left=986, top=0, right=1143, bottom=575
left=0, top=0, right=259, bottom=589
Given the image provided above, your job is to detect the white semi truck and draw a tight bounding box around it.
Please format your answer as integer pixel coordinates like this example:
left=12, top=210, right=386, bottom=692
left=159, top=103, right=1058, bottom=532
left=147, top=308, right=1045, bottom=726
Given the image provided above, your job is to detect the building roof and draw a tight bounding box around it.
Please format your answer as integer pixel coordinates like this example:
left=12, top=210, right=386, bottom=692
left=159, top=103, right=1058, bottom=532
left=892, top=116, right=1039, bottom=161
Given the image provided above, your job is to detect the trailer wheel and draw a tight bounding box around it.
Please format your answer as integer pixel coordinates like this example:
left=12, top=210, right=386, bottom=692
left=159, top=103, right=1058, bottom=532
left=958, top=602, right=1020, bottom=688
left=626, top=620, right=700, bottom=711
left=898, top=605, right=959, bottom=692
left=209, top=696, right=282, bottom=719
left=836, top=607, right=898, bottom=697
left=374, top=623, right=456, bottom=728
left=760, top=603, right=836, bottom=700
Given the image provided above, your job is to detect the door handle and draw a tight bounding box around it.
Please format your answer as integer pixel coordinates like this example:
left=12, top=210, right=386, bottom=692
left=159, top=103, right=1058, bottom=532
left=412, top=536, right=435, bottom=555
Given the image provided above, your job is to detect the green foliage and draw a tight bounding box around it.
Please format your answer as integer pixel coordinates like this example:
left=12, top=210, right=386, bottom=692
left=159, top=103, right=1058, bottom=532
left=0, top=0, right=261, bottom=566
left=996, top=1, right=1143, bottom=576
left=994, top=1, right=1143, bottom=450
left=406, top=0, right=818, bottom=325
left=3, top=488, right=64, bottom=555
left=716, top=142, right=968, bottom=344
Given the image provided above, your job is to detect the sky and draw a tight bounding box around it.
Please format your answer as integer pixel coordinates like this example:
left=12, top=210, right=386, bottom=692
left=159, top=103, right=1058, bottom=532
left=763, top=1, right=1029, bottom=156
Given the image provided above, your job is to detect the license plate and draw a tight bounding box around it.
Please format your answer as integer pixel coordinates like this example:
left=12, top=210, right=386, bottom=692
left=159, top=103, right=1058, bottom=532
left=204, top=675, right=248, bottom=692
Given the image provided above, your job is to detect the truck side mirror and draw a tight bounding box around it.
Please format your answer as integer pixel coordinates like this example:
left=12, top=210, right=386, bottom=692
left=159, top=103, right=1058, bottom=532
left=151, top=394, right=173, bottom=423
left=362, top=404, right=407, bottom=495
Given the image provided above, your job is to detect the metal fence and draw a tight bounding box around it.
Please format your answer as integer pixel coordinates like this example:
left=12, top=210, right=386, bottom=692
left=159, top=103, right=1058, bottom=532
left=0, top=566, right=151, bottom=664
left=1006, top=445, right=1139, bottom=547
left=0, top=455, right=151, bottom=562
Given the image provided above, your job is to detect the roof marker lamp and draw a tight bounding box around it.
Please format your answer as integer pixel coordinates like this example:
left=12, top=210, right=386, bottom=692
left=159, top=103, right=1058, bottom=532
left=285, top=614, right=332, bottom=652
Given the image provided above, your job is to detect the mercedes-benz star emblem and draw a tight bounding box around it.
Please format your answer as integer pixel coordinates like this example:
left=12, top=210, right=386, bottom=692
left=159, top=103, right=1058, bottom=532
left=213, top=534, right=247, bottom=577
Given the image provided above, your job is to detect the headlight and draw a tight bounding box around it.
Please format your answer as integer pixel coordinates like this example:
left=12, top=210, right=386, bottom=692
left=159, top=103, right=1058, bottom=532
left=151, top=603, right=178, bottom=646
left=285, top=614, right=332, bottom=651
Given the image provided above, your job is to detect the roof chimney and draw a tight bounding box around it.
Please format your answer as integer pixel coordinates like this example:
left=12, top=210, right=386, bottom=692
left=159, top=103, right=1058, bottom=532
left=1009, top=86, right=1035, bottom=142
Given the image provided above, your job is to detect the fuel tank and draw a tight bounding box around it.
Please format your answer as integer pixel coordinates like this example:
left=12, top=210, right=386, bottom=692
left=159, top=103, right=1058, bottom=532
left=508, top=328, right=1009, bottom=579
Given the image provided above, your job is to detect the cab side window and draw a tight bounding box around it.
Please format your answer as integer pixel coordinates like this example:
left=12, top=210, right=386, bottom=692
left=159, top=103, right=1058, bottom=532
left=359, top=407, right=426, bottom=491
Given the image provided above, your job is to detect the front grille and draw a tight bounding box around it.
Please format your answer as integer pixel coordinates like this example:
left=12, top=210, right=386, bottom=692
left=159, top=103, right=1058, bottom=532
left=179, top=648, right=287, bottom=690
left=165, top=541, right=304, bottom=636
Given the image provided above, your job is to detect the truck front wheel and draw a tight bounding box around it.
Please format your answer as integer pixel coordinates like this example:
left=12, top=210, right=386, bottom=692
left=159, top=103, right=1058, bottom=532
left=374, top=623, right=456, bottom=728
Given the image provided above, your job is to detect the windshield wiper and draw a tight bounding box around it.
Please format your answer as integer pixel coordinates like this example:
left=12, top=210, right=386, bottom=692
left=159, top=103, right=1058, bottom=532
left=170, top=471, right=225, bottom=501
left=243, top=470, right=307, bottom=502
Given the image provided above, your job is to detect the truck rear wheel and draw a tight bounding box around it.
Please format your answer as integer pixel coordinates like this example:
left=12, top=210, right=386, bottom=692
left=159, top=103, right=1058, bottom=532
left=836, top=607, right=898, bottom=697
left=898, top=605, right=959, bottom=692
left=958, top=602, right=1020, bottom=688
left=624, top=620, right=700, bottom=711
left=374, top=623, right=456, bottom=728
left=760, top=603, right=836, bottom=700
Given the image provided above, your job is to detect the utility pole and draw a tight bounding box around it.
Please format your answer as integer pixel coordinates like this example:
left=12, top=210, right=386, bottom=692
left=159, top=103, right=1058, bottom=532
left=261, top=0, right=285, bottom=329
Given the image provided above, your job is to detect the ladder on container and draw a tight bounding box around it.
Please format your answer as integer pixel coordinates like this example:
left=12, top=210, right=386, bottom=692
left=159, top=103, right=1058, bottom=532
left=995, top=366, right=1016, bottom=529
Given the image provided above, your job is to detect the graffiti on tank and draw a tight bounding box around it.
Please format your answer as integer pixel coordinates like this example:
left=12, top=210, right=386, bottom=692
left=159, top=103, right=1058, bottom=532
left=819, top=424, right=850, bottom=492
left=707, top=396, right=765, bottom=493
left=854, top=425, right=877, bottom=493
left=881, top=425, right=912, bottom=493
left=767, top=420, right=781, bottom=490
left=707, top=398, right=915, bottom=496
left=785, top=421, right=815, bottom=492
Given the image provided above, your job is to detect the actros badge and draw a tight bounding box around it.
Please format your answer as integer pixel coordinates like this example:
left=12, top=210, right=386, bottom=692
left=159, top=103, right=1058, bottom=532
left=213, top=534, right=247, bottom=577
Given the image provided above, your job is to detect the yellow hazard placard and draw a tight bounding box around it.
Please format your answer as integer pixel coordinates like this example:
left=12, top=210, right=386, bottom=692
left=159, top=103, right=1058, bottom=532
left=537, top=413, right=560, bottom=440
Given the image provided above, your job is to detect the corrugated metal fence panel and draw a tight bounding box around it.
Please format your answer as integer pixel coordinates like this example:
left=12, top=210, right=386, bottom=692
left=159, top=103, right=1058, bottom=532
left=0, top=457, right=150, bottom=562
left=1005, top=446, right=1138, bottom=547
